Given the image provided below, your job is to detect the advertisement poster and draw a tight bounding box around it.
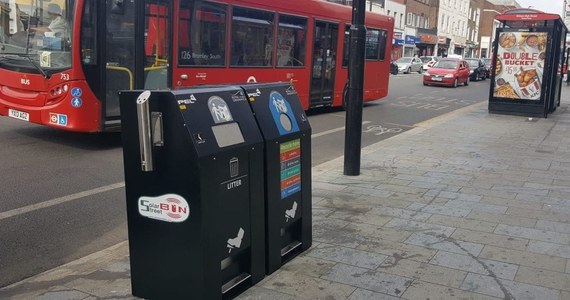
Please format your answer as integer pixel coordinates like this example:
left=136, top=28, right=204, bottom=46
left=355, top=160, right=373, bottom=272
left=493, top=31, right=548, bottom=100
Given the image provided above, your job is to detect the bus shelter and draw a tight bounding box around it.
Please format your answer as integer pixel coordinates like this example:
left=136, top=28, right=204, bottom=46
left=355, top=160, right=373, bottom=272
left=489, top=8, right=568, bottom=118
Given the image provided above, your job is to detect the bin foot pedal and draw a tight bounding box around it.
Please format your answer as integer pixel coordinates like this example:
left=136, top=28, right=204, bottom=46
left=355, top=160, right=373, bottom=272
left=281, top=241, right=302, bottom=257
left=222, top=273, right=251, bottom=294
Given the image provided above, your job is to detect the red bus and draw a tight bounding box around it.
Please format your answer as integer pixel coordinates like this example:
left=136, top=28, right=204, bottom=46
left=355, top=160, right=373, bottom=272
left=0, top=0, right=393, bottom=132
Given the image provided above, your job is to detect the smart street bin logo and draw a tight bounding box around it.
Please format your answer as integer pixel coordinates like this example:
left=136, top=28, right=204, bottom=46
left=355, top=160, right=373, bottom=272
left=269, top=91, right=299, bottom=135
left=138, top=194, right=190, bottom=223
left=208, top=96, right=233, bottom=124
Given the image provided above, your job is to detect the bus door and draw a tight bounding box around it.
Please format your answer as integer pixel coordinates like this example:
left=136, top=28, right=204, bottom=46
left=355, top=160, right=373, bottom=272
left=101, top=0, right=137, bottom=125
left=310, top=21, right=338, bottom=106
left=143, top=1, right=171, bottom=90
left=80, top=0, right=170, bottom=129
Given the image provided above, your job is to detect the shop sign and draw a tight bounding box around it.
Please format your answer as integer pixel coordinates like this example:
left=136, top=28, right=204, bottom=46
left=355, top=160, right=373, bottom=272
left=438, top=36, right=447, bottom=44
left=405, top=35, right=418, bottom=45
left=393, top=32, right=403, bottom=39
left=419, top=34, right=437, bottom=44
left=393, top=39, right=404, bottom=46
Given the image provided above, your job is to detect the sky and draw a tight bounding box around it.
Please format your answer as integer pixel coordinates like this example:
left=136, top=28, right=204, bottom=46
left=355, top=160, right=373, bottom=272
left=516, top=0, right=564, bottom=16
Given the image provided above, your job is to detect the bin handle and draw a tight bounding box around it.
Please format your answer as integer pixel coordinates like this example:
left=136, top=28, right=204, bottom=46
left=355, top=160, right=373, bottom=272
left=136, top=91, right=154, bottom=172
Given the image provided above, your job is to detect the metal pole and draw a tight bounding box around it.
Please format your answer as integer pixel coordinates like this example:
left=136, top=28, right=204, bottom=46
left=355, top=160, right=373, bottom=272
left=344, top=0, right=366, bottom=176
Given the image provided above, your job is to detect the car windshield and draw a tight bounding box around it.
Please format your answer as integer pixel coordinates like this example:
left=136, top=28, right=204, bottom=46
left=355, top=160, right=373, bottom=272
left=420, top=57, right=432, bottom=63
left=434, top=60, right=458, bottom=69
left=0, top=0, right=74, bottom=75
left=465, top=60, right=479, bottom=69
left=397, top=57, right=413, bottom=63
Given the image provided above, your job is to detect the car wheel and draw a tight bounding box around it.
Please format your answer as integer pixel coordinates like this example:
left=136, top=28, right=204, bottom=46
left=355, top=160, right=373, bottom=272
left=465, top=76, right=469, bottom=86
left=423, top=81, right=427, bottom=86
left=407, top=67, right=411, bottom=74
left=453, top=78, right=458, bottom=88
left=418, top=68, right=422, bottom=74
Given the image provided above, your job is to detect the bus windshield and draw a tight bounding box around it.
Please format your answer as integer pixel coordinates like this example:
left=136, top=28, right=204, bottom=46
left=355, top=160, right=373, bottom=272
left=0, top=0, right=74, bottom=75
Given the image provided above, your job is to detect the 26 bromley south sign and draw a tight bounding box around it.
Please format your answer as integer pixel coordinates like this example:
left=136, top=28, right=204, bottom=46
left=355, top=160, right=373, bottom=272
left=138, top=194, right=190, bottom=223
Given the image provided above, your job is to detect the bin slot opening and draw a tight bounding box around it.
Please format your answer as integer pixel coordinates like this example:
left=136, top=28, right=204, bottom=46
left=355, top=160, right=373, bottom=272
left=281, top=240, right=302, bottom=257
left=221, top=273, right=251, bottom=294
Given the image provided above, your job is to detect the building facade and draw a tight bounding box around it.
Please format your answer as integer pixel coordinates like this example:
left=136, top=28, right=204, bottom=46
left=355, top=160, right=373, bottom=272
left=405, top=0, right=436, bottom=57
left=384, top=0, right=407, bottom=59
left=477, top=0, right=520, bottom=59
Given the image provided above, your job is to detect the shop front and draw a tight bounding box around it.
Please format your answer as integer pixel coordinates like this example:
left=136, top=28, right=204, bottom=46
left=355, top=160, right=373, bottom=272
left=453, top=45, right=465, bottom=56
left=416, top=29, right=437, bottom=56
left=404, top=35, right=419, bottom=57
left=392, top=39, right=404, bottom=60
left=437, top=36, right=450, bottom=57
left=392, top=31, right=404, bottom=59
left=466, top=41, right=478, bottom=58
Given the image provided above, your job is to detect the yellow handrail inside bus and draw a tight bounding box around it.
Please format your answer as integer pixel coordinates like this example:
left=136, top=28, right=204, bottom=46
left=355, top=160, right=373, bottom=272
left=105, top=64, right=169, bottom=91
left=106, top=65, right=134, bottom=90
left=152, top=58, right=168, bottom=68
left=144, top=65, right=167, bottom=72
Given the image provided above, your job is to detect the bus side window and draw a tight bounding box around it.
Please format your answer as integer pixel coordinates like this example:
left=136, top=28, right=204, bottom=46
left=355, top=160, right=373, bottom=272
left=178, top=1, right=227, bottom=67
left=378, top=30, right=387, bottom=61
left=342, top=25, right=350, bottom=67
left=231, top=7, right=274, bottom=67
left=365, top=29, right=380, bottom=60
left=276, top=14, right=307, bottom=67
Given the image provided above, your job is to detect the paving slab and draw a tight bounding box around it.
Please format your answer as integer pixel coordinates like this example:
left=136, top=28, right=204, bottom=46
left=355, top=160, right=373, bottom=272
left=321, top=264, right=412, bottom=297
left=479, top=245, right=567, bottom=273
left=514, top=266, right=570, bottom=292
left=4, top=91, right=570, bottom=300
left=461, top=273, right=561, bottom=300
left=430, top=251, right=518, bottom=280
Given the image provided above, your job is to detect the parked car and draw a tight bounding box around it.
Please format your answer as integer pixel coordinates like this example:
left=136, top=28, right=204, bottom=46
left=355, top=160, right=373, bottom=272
left=482, top=58, right=492, bottom=78
left=423, top=58, right=470, bottom=88
left=464, top=58, right=487, bottom=81
left=420, top=56, right=440, bottom=71
left=396, top=57, right=423, bottom=74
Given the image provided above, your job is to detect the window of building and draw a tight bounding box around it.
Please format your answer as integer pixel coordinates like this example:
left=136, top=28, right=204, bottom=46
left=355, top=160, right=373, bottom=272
left=231, top=7, right=274, bottom=66
left=276, top=14, right=307, bottom=67
left=178, top=1, right=227, bottom=66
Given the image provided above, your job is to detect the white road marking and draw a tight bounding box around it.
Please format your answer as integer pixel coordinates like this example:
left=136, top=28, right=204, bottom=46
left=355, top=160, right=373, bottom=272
left=0, top=182, right=126, bottom=220
left=2, top=121, right=378, bottom=219
left=312, top=121, right=371, bottom=138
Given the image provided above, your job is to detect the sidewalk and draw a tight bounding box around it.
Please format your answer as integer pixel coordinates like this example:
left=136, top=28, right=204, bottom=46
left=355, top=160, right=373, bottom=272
left=2, top=94, right=570, bottom=299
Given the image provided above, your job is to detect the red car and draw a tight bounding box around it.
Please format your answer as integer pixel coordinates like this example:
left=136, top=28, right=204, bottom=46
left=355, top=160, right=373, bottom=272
left=423, top=58, right=471, bottom=87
